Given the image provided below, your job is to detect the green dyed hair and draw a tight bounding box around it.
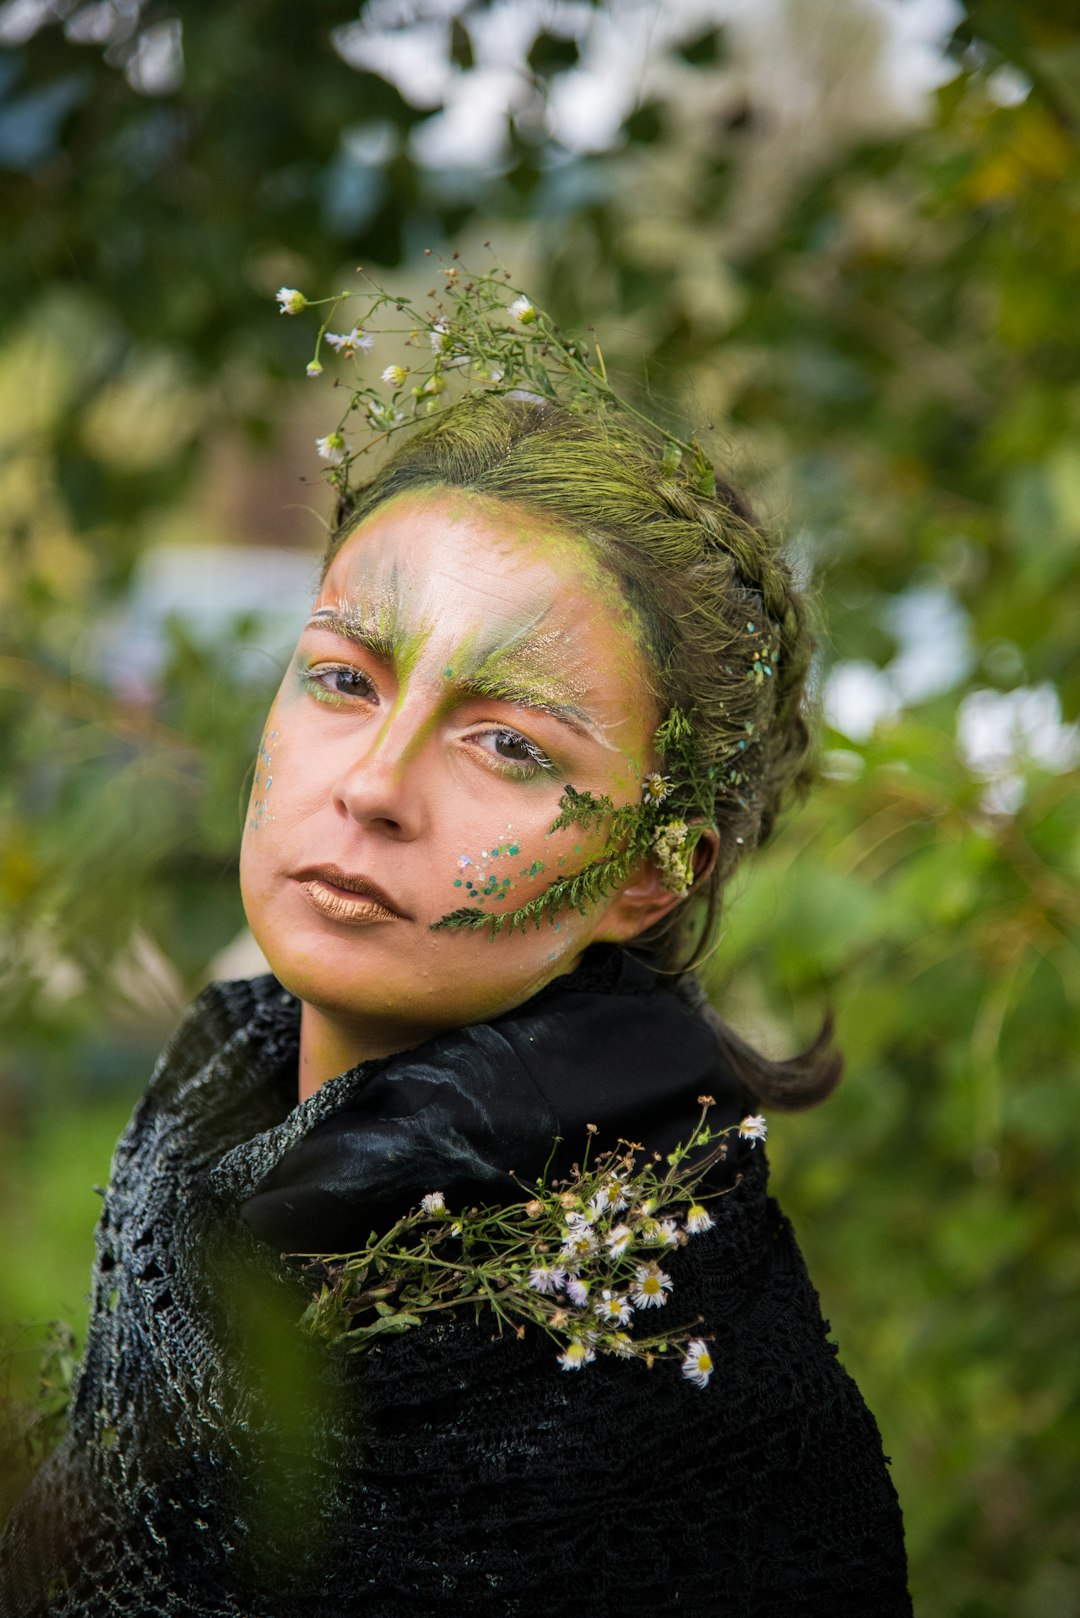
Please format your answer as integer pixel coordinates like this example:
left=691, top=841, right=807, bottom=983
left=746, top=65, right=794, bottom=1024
left=321, top=393, right=839, bottom=1109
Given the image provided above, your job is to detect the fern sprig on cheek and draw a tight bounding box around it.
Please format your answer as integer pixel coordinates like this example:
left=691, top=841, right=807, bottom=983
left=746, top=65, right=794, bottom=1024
left=431, top=785, right=650, bottom=937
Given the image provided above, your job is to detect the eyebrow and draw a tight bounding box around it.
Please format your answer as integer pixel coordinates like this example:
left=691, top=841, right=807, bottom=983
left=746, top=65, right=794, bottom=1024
left=304, top=608, right=601, bottom=740
left=307, top=607, right=398, bottom=664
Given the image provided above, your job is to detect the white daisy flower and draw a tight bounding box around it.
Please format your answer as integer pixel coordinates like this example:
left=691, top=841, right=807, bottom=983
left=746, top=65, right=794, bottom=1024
left=419, top=1191, right=446, bottom=1215
left=510, top=295, right=536, bottom=324
left=738, top=1114, right=768, bottom=1145
left=632, top=1197, right=656, bottom=1220
left=326, top=327, right=374, bottom=357
left=605, top=1222, right=634, bottom=1257
left=565, top=1276, right=590, bottom=1308
left=681, top=1338, right=714, bottom=1388
left=642, top=772, right=673, bottom=804
left=641, top=1218, right=679, bottom=1247
left=381, top=364, right=408, bottom=386
left=557, top=1338, right=596, bottom=1371
left=275, top=287, right=306, bottom=315
left=305, top=359, right=323, bottom=378
left=429, top=322, right=450, bottom=352
left=594, top=1290, right=633, bottom=1327
left=564, top=1209, right=594, bottom=1235
left=365, top=400, right=404, bottom=431
left=421, top=373, right=446, bottom=395
left=630, top=1263, right=673, bottom=1310
left=558, top=1231, right=597, bottom=1272
left=528, top=1262, right=567, bottom=1295
left=315, top=432, right=346, bottom=464
left=589, top=1180, right=628, bottom=1218
left=608, top=1331, right=637, bottom=1358
left=685, top=1204, right=714, bottom=1235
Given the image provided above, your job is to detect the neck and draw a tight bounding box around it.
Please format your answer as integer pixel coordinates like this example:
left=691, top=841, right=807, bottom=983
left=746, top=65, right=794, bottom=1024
left=297, top=1002, right=433, bottom=1102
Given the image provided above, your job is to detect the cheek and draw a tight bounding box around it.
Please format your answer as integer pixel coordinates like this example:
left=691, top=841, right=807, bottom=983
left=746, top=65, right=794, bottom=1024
left=245, top=724, right=279, bottom=832
left=432, top=786, right=614, bottom=929
left=445, top=823, right=533, bottom=914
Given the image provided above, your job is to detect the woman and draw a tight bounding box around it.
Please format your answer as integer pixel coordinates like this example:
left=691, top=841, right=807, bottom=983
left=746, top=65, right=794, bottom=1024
left=0, top=388, right=912, bottom=1616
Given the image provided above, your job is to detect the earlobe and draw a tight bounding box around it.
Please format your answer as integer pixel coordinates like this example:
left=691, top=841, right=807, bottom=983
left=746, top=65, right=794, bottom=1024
left=597, top=826, right=720, bottom=944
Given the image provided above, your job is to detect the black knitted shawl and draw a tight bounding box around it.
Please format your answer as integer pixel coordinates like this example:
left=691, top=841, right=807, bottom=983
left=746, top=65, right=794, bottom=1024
left=0, top=947, right=912, bottom=1617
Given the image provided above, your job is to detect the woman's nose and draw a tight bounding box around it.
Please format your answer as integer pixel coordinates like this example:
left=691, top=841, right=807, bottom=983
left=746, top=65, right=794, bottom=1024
left=330, top=724, right=427, bottom=841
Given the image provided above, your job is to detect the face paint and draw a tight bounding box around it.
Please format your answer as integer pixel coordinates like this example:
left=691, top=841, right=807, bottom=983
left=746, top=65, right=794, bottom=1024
left=246, top=728, right=278, bottom=831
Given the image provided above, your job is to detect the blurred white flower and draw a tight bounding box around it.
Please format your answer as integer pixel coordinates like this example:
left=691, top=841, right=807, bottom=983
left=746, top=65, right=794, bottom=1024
left=557, top=1339, right=596, bottom=1371
left=590, top=1180, right=628, bottom=1218
left=528, top=1262, right=567, bottom=1295
left=957, top=683, right=1080, bottom=815
left=558, top=1230, right=597, bottom=1272
left=681, top=1338, right=714, bottom=1389
left=631, top=1264, right=672, bottom=1309
left=685, top=1204, right=714, bottom=1235
left=595, top=1290, right=633, bottom=1327
left=738, top=1115, right=767, bottom=1145
left=824, top=660, right=902, bottom=741
left=510, top=295, right=536, bottom=324
left=276, top=287, right=306, bottom=315
left=605, top=1222, right=633, bottom=1257
left=315, top=433, right=346, bottom=464
left=642, top=772, right=672, bottom=804
left=381, top=364, right=408, bottom=386
left=640, top=1218, right=679, bottom=1248
left=419, top=1191, right=446, bottom=1215
left=326, top=327, right=374, bottom=356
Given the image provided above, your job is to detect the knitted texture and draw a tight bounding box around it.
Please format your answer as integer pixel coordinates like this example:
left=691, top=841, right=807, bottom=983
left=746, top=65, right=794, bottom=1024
left=0, top=968, right=912, bottom=1617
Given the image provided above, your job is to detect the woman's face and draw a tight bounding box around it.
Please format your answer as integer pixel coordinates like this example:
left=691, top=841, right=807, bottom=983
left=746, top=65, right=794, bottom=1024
left=239, top=487, right=666, bottom=1043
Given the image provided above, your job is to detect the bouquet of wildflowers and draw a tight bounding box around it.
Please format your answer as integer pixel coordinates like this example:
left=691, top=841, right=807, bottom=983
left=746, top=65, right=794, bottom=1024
left=296, top=1103, right=767, bottom=1390
left=274, top=250, right=720, bottom=502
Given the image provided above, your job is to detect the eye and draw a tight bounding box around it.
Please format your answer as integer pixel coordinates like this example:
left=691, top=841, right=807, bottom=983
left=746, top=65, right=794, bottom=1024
left=473, top=728, right=554, bottom=776
left=300, top=662, right=378, bottom=703
left=492, top=729, right=537, bottom=762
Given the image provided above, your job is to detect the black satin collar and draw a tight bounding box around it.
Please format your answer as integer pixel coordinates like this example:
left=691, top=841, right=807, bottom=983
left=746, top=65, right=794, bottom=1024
left=234, top=946, right=748, bottom=1254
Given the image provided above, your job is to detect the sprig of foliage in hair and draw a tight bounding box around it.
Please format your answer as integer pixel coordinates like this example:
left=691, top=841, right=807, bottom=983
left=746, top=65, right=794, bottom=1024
left=293, top=1102, right=768, bottom=1384
left=431, top=707, right=716, bottom=937
left=272, top=252, right=719, bottom=502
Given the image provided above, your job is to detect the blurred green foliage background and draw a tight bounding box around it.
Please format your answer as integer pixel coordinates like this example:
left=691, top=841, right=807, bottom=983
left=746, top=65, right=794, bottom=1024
left=2, top=1, right=1079, bottom=1610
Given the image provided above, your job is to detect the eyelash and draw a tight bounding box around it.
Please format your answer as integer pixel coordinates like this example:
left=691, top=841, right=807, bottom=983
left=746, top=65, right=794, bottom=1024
left=298, top=662, right=557, bottom=781
left=485, top=731, right=555, bottom=781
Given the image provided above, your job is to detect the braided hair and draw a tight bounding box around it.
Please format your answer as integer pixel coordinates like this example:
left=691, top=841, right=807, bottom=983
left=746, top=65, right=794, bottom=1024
left=323, top=394, right=839, bottom=1108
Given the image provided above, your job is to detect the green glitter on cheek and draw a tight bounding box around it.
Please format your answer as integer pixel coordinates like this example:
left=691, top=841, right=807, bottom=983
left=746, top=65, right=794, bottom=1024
left=449, top=830, right=531, bottom=908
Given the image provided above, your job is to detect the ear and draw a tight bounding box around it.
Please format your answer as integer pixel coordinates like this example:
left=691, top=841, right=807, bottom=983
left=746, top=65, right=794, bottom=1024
left=594, top=826, right=720, bottom=945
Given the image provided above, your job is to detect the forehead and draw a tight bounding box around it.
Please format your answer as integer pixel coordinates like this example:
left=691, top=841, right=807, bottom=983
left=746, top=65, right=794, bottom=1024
left=317, top=482, right=647, bottom=660
left=323, top=488, right=609, bottom=606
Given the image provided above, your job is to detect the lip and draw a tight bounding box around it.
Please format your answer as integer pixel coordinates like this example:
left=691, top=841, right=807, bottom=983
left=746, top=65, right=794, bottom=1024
left=292, top=864, right=411, bottom=925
